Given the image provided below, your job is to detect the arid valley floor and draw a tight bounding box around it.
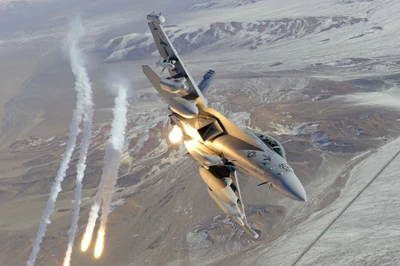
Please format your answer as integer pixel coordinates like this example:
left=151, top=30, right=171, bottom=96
left=1, top=1, right=400, bottom=265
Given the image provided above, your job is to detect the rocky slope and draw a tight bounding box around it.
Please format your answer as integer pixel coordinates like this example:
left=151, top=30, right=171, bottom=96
left=98, top=16, right=367, bottom=62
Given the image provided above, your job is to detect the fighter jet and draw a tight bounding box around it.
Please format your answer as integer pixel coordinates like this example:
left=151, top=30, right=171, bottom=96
left=142, top=13, right=307, bottom=238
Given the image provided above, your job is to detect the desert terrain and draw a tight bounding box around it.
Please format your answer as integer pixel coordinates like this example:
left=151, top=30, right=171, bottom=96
left=0, top=0, right=400, bottom=265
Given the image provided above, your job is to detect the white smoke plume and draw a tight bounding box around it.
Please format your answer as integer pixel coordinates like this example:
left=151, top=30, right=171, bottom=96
left=27, top=18, right=90, bottom=266
left=94, top=84, right=128, bottom=257
left=81, top=84, right=129, bottom=253
left=63, top=18, right=94, bottom=266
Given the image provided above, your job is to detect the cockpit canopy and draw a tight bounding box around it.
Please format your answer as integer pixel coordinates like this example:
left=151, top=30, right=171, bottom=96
left=252, top=133, right=286, bottom=160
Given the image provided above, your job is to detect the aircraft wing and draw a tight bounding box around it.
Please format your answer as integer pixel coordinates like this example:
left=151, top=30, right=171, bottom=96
left=146, top=14, right=208, bottom=107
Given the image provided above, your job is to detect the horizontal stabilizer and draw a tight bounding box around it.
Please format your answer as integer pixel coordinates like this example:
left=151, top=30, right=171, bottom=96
left=142, top=65, right=161, bottom=88
left=198, top=70, right=215, bottom=95
left=142, top=65, right=175, bottom=102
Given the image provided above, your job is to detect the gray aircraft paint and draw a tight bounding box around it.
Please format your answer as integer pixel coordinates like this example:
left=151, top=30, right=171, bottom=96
left=142, top=13, right=307, bottom=238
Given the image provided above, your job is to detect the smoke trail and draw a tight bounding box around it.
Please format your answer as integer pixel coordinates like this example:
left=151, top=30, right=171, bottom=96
left=80, top=141, right=113, bottom=252
left=81, top=84, right=129, bottom=253
left=63, top=19, right=94, bottom=266
left=94, top=84, right=128, bottom=258
left=27, top=18, right=89, bottom=266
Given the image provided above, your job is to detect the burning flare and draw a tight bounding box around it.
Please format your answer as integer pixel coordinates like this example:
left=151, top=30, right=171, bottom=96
left=80, top=83, right=129, bottom=258
left=94, top=227, right=105, bottom=258
left=81, top=231, right=92, bottom=252
left=169, top=125, right=182, bottom=143
left=62, top=257, right=70, bottom=266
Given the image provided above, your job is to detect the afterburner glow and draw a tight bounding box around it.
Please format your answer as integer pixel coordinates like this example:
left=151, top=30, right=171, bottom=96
left=169, top=125, right=183, bottom=143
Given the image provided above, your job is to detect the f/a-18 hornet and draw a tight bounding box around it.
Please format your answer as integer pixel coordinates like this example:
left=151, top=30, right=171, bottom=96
left=142, top=13, right=307, bottom=238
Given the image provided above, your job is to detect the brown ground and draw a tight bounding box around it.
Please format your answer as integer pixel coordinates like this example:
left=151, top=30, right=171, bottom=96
left=1, top=45, right=400, bottom=266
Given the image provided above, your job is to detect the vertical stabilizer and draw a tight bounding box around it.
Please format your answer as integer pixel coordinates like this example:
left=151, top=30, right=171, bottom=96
left=198, top=70, right=215, bottom=96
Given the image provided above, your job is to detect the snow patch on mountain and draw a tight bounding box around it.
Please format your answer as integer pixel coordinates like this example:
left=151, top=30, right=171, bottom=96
left=335, top=0, right=374, bottom=4
left=186, top=1, right=218, bottom=11
left=0, top=0, right=53, bottom=11
left=340, top=92, right=400, bottom=110
left=233, top=0, right=258, bottom=7
left=186, top=0, right=258, bottom=11
left=98, top=16, right=367, bottom=62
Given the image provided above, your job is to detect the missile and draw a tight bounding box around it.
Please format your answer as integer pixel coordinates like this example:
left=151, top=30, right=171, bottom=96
left=147, top=13, right=165, bottom=24
left=168, top=97, right=198, bottom=119
left=199, top=167, right=238, bottom=206
left=243, top=223, right=259, bottom=239
left=233, top=215, right=259, bottom=239
left=184, top=140, right=224, bottom=168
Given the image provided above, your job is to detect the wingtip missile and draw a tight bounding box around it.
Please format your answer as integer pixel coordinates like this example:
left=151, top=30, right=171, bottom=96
left=147, top=13, right=165, bottom=24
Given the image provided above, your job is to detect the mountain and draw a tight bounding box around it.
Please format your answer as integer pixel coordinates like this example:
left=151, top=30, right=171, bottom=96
left=2, top=0, right=400, bottom=266
left=98, top=16, right=367, bottom=62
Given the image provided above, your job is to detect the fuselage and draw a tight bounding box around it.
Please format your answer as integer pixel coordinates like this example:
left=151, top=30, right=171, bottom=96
left=171, top=106, right=307, bottom=202
left=143, top=12, right=305, bottom=239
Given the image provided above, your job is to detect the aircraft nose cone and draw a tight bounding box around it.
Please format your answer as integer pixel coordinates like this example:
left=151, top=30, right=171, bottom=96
left=280, top=173, right=307, bottom=202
